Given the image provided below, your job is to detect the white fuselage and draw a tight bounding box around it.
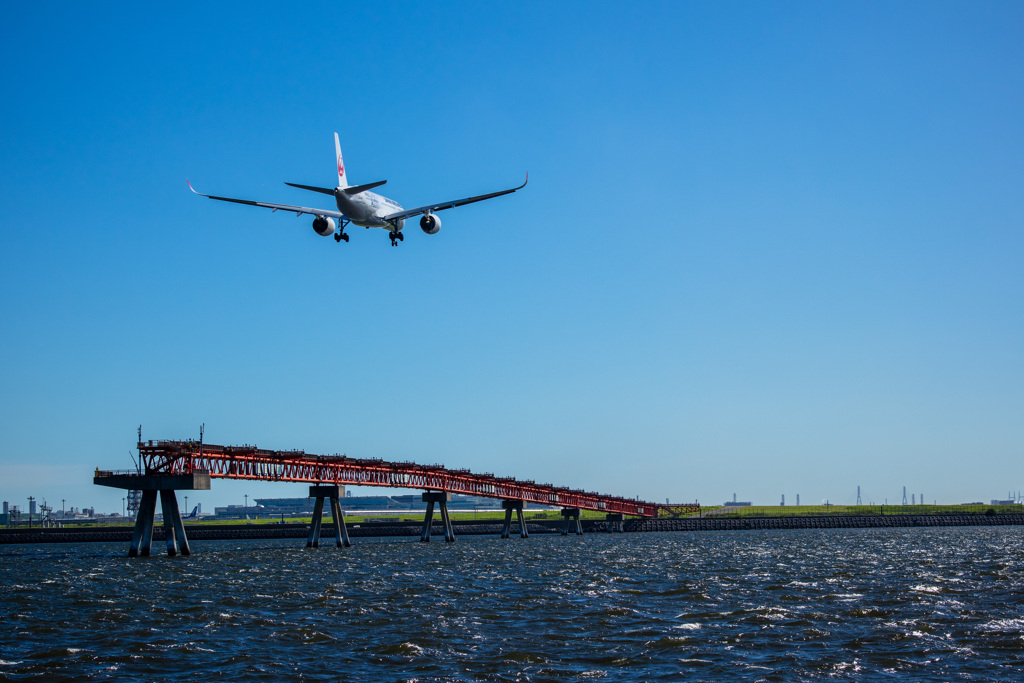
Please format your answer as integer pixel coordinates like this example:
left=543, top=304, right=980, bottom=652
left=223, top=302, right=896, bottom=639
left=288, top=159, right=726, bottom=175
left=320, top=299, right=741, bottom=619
left=335, top=189, right=405, bottom=231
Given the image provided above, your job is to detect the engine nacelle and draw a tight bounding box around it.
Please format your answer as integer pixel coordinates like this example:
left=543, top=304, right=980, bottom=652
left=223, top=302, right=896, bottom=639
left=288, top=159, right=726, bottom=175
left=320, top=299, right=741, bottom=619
left=420, top=213, right=441, bottom=235
left=312, top=215, right=336, bottom=236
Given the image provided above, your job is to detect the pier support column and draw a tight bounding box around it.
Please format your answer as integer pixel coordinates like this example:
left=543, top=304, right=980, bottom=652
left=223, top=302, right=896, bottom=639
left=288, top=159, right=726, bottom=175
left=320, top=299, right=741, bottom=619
left=307, top=485, right=349, bottom=549
left=95, top=471, right=210, bottom=558
left=158, top=490, right=190, bottom=556
left=501, top=500, right=528, bottom=539
left=605, top=513, right=624, bottom=533
left=421, top=492, right=454, bottom=543
left=129, top=490, right=158, bottom=557
left=330, top=496, right=351, bottom=548
left=501, top=508, right=512, bottom=539
left=562, top=507, right=583, bottom=536
left=307, top=495, right=325, bottom=548
left=440, top=501, right=455, bottom=543
left=421, top=500, right=435, bottom=542
left=169, top=492, right=191, bottom=554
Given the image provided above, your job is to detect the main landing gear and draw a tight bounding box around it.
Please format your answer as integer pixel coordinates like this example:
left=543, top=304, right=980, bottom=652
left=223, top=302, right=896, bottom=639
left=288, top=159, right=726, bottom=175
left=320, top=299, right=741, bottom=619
left=389, top=231, right=404, bottom=247
left=334, top=219, right=350, bottom=243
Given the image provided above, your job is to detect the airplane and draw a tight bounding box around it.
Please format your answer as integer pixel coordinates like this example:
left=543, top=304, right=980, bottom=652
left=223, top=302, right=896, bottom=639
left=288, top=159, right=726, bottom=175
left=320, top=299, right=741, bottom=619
left=189, top=133, right=527, bottom=247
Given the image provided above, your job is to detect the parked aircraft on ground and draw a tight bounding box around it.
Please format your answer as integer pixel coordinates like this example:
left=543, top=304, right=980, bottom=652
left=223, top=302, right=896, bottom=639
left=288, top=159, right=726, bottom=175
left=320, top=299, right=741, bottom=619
left=189, top=133, right=527, bottom=246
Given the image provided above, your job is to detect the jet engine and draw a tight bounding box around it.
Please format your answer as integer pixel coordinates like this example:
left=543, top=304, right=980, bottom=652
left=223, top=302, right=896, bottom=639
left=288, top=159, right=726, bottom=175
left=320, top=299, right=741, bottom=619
left=312, top=215, right=336, bottom=236
left=420, top=213, right=441, bottom=235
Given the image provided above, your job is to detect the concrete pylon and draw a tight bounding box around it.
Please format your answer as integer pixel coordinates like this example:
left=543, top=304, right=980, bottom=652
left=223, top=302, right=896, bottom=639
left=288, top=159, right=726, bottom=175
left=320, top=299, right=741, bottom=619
left=307, top=485, right=348, bottom=549
left=500, top=499, right=528, bottom=539
left=421, top=492, right=454, bottom=543
left=307, top=496, right=325, bottom=548
left=130, top=490, right=158, bottom=557
left=94, top=472, right=208, bottom=558
left=561, top=507, right=583, bottom=535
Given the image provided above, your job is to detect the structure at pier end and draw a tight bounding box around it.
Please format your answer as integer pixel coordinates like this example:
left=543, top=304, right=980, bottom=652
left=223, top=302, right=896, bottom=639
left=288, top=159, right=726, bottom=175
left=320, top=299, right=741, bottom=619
left=95, top=438, right=700, bottom=556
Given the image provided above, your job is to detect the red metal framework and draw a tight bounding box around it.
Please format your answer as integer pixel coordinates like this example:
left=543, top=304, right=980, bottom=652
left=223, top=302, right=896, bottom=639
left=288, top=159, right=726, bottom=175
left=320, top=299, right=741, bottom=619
left=137, top=440, right=698, bottom=518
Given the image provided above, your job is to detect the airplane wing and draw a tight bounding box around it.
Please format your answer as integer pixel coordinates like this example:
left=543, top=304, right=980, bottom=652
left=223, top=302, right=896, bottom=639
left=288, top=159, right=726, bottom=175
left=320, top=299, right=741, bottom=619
left=381, top=174, right=528, bottom=222
left=187, top=180, right=344, bottom=219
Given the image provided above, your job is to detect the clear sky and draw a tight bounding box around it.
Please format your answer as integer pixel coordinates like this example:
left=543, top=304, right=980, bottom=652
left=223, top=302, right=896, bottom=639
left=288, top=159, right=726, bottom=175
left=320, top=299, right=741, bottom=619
left=1, top=2, right=1022, bottom=515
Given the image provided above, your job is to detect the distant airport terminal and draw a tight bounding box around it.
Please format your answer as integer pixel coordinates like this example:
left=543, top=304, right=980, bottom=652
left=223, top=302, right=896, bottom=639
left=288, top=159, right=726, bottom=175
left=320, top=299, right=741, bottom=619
left=214, top=492, right=535, bottom=520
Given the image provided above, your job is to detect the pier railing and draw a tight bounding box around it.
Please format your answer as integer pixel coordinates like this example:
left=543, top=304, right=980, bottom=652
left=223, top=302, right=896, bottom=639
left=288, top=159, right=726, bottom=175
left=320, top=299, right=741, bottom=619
left=136, top=440, right=683, bottom=518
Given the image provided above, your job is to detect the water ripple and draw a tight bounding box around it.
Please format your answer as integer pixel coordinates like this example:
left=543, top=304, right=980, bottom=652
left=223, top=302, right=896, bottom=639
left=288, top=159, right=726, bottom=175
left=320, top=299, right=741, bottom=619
left=1, top=527, right=1023, bottom=680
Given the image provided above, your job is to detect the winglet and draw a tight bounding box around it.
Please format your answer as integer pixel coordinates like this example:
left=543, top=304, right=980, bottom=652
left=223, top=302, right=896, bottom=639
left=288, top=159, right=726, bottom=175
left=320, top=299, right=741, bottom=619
left=187, top=178, right=205, bottom=196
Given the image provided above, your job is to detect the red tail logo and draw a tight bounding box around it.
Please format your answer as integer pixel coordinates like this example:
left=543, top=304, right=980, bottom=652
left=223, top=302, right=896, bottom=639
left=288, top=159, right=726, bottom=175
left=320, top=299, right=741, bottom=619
left=338, top=158, right=345, bottom=178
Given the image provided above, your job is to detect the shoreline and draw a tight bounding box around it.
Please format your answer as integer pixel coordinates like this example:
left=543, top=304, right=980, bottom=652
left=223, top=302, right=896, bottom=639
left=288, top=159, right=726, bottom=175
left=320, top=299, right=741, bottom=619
left=2, top=513, right=1022, bottom=545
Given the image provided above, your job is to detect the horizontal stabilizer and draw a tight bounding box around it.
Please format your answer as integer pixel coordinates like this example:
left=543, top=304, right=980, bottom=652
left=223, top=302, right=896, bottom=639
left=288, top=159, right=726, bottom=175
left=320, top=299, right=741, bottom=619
left=285, top=182, right=335, bottom=196
left=285, top=180, right=386, bottom=196
left=343, top=180, right=387, bottom=196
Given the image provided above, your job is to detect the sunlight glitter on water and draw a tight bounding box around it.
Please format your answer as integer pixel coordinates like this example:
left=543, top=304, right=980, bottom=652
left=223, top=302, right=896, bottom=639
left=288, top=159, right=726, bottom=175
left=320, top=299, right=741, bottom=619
left=1, top=526, right=1023, bottom=681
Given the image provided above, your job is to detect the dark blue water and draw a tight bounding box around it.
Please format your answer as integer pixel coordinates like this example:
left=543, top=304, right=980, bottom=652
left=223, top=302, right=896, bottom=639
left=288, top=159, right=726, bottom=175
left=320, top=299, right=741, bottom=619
left=2, top=527, right=1022, bottom=681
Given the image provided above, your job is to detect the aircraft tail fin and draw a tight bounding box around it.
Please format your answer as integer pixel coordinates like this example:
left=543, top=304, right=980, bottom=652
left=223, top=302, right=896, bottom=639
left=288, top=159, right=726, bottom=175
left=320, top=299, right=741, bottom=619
left=334, top=132, right=348, bottom=188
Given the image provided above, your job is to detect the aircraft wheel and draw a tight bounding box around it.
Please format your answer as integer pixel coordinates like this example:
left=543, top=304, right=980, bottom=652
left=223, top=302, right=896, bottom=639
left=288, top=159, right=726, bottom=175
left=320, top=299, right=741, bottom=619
left=397, top=232, right=404, bottom=242
left=334, top=232, right=342, bottom=242
left=342, top=233, right=350, bottom=242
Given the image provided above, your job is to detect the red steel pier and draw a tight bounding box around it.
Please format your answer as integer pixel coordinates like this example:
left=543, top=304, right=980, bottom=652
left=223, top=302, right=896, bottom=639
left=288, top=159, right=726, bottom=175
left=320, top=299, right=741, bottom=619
left=95, top=439, right=700, bottom=556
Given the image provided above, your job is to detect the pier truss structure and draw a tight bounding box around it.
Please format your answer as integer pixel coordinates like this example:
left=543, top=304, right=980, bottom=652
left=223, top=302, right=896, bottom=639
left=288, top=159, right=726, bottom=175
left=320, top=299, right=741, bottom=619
left=96, top=439, right=700, bottom=556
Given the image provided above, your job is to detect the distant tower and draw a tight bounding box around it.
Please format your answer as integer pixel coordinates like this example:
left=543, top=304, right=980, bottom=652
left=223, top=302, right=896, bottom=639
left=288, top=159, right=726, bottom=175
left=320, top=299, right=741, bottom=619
left=856, top=486, right=862, bottom=505
left=796, top=494, right=800, bottom=506
left=920, top=493, right=924, bottom=506
left=733, top=493, right=737, bottom=504
left=781, top=494, right=785, bottom=506
left=912, top=494, right=916, bottom=505
left=127, top=489, right=141, bottom=517
left=902, top=486, right=908, bottom=505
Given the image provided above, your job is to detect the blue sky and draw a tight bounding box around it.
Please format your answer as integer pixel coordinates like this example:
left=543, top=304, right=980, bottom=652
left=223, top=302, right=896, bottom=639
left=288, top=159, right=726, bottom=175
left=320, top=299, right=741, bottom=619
left=1, top=2, right=1022, bottom=514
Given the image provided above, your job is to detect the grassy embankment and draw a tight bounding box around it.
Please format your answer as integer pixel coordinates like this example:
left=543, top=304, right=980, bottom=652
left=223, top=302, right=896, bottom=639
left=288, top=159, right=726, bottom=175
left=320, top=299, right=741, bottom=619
left=702, top=504, right=1023, bottom=518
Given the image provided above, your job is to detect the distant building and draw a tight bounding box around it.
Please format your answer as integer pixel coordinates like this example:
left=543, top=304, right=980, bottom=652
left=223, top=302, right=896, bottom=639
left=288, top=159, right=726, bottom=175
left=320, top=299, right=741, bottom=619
left=252, top=497, right=318, bottom=515
left=729, top=491, right=753, bottom=507
left=213, top=492, right=516, bottom=519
